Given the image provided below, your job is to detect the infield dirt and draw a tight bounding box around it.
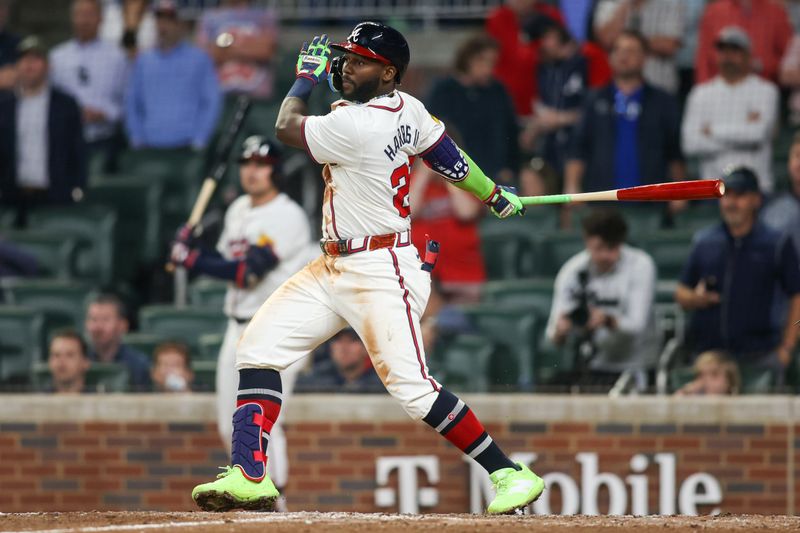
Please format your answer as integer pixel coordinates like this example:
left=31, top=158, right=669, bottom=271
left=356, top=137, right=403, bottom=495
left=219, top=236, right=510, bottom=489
left=1, top=512, right=799, bottom=533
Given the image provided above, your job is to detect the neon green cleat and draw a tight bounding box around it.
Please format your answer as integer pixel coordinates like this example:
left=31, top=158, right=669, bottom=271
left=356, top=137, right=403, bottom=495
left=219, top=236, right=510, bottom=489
left=192, top=465, right=279, bottom=512
left=486, top=462, right=545, bottom=514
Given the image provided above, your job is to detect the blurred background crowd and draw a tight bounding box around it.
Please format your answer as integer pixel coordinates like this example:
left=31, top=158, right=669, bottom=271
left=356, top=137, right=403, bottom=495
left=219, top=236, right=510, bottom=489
left=1, top=0, right=799, bottom=397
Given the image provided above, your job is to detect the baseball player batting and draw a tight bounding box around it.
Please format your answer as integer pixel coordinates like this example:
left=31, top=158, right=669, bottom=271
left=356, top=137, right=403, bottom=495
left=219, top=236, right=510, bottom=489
left=192, top=22, right=544, bottom=514
left=170, top=136, right=312, bottom=509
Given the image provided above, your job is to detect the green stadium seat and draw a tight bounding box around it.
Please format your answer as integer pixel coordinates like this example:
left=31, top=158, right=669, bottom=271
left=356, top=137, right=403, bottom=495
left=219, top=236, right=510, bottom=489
left=2, top=279, right=94, bottom=335
left=655, top=280, right=678, bottom=303
left=481, top=278, right=554, bottom=317
left=0, top=306, right=45, bottom=382
left=3, top=230, right=79, bottom=279
left=479, top=218, right=539, bottom=279
left=139, top=305, right=226, bottom=343
left=431, top=334, right=494, bottom=393
left=122, top=332, right=171, bottom=360
left=198, top=333, right=224, bottom=361
left=668, top=366, right=695, bottom=392
left=189, top=278, right=229, bottom=309
left=0, top=207, right=15, bottom=228
left=673, top=203, right=719, bottom=232
left=741, top=366, right=774, bottom=394
left=616, top=205, right=665, bottom=237
left=192, top=360, right=217, bottom=392
left=537, top=232, right=584, bottom=277
left=460, top=305, right=539, bottom=390
left=641, top=231, right=694, bottom=280
left=119, top=148, right=204, bottom=233
left=534, top=337, right=574, bottom=387
left=32, top=361, right=130, bottom=393
left=27, top=205, right=117, bottom=284
left=86, top=174, right=164, bottom=268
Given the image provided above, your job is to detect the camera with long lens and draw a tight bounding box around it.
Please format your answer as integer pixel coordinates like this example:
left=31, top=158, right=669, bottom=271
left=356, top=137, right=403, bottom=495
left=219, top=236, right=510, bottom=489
left=567, top=270, right=594, bottom=328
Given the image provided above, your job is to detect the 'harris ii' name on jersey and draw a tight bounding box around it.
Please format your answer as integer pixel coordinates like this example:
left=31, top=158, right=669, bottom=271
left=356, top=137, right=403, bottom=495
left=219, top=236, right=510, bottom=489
left=384, top=124, right=419, bottom=162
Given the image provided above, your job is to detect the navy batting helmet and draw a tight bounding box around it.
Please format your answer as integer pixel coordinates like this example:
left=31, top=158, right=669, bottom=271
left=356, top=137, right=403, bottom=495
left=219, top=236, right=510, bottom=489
left=239, top=136, right=282, bottom=186
left=239, top=136, right=281, bottom=165
left=330, top=21, right=410, bottom=83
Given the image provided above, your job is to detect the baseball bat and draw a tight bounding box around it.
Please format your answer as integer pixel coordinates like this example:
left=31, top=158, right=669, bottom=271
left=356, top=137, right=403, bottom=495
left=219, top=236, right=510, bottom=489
left=519, top=179, right=725, bottom=206
left=166, top=95, right=252, bottom=273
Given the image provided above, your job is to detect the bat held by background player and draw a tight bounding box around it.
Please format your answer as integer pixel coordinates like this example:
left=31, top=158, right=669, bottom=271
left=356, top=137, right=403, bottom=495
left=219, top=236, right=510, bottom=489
left=165, top=95, right=252, bottom=273
left=519, top=179, right=725, bottom=206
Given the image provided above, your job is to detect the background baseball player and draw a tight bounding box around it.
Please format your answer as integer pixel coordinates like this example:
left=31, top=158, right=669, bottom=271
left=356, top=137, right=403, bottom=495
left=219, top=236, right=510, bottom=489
left=170, top=136, right=311, bottom=508
left=192, top=22, right=544, bottom=514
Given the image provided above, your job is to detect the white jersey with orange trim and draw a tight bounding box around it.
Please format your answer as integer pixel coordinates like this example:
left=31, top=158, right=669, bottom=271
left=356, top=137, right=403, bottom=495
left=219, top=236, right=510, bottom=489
left=216, top=192, right=312, bottom=319
left=300, top=90, right=445, bottom=239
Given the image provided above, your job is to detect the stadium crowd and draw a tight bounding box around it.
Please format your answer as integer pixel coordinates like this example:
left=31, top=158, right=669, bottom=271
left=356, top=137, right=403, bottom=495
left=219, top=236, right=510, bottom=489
left=1, top=0, right=800, bottom=396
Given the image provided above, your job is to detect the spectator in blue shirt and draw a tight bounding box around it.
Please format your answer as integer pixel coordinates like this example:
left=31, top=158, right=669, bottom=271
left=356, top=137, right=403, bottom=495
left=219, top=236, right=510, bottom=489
left=124, top=0, right=221, bottom=150
left=558, top=0, right=597, bottom=44
left=84, top=293, right=151, bottom=391
left=675, top=167, right=800, bottom=385
left=565, top=30, right=684, bottom=196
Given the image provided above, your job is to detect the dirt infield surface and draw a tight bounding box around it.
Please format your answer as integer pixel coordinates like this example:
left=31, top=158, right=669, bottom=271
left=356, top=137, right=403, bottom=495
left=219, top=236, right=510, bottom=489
left=1, top=512, right=799, bottom=533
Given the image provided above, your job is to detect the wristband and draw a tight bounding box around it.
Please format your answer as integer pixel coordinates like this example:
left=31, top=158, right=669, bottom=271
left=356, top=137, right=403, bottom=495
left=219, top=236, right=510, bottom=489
left=287, top=77, right=315, bottom=103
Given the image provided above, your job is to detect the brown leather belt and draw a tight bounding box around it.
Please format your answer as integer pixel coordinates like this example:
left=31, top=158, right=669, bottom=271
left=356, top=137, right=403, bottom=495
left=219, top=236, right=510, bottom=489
left=319, top=231, right=410, bottom=257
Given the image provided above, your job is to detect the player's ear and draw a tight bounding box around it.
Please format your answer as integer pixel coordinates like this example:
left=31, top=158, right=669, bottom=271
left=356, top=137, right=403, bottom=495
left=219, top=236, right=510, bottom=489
left=382, top=64, right=397, bottom=83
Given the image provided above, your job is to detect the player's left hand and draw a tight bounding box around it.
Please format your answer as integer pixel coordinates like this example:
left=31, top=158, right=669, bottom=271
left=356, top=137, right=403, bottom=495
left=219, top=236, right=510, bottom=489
left=169, top=241, right=199, bottom=270
left=296, top=34, right=332, bottom=86
left=484, top=185, right=526, bottom=219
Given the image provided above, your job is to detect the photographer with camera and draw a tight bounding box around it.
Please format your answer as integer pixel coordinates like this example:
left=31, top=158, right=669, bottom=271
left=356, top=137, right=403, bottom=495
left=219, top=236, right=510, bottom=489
left=546, top=209, right=658, bottom=390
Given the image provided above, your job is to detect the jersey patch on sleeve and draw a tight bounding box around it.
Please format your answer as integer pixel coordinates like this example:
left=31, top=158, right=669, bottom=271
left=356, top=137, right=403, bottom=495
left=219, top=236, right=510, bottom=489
left=420, top=134, right=469, bottom=182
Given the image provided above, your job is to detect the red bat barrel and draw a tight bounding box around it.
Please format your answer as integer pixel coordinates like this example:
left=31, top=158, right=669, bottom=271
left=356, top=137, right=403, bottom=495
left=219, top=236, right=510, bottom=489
left=616, top=179, right=725, bottom=202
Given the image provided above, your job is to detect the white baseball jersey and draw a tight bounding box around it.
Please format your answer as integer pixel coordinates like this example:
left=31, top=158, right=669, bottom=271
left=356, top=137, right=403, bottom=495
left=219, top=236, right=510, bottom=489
left=301, top=90, right=446, bottom=239
left=216, top=192, right=311, bottom=319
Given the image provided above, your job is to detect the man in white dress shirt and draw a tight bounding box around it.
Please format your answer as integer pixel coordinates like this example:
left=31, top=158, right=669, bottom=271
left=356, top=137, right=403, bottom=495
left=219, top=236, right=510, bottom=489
left=50, top=0, right=127, bottom=171
left=682, top=26, right=778, bottom=193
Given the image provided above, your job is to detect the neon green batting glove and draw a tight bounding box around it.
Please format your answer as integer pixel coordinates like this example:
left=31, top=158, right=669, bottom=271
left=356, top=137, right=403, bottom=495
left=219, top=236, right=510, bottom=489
left=484, top=184, right=526, bottom=219
left=451, top=151, right=526, bottom=218
left=296, top=34, right=332, bottom=86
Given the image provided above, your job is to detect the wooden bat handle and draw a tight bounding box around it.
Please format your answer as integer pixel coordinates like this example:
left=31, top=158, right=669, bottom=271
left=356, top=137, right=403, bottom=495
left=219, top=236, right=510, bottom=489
left=188, top=178, right=218, bottom=226
left=165, top=177, right=217, bottom=273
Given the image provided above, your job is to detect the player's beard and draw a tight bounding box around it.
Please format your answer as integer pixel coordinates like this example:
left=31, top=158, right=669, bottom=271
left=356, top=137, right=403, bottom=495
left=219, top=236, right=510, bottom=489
left=343, top=76, right=381, bottom=103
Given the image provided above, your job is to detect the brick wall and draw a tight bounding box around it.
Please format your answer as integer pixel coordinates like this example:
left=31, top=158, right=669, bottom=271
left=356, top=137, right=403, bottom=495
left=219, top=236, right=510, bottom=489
left=0, top=395, right=796, bottom=515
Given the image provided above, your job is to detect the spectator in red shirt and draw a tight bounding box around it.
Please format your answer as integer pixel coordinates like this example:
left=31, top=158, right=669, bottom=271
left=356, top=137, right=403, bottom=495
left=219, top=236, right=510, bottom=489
left=410, top=164, right=486, bottom=305
left=486, top=0, right=564, bottom=117
left=695, top=0, right=792, bottom=84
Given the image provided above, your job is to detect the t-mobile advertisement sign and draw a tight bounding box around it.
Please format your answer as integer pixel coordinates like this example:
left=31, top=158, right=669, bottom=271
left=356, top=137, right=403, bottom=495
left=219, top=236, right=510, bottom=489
left=374, top=453, right=723, bottom=515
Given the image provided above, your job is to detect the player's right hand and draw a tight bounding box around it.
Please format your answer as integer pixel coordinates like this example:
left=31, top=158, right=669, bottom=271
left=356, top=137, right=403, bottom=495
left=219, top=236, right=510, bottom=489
left=174, top=223, right=196, bottom=246
left=296, top=34, right=332, bottom=86
left=484, top=185, right=526, bottom=219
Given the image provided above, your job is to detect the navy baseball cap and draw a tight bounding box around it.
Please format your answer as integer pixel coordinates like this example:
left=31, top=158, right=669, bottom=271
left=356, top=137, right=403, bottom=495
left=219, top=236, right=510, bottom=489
left=722, top=167, right=760, bottom=194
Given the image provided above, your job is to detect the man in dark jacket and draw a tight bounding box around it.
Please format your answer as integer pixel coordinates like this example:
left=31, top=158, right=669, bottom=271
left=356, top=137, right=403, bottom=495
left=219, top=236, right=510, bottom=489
left=676, top=167, right=800, bottom=386
left=0, top=36, right=87, bottom=227
left=565, top=30, right=683, bottom=195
